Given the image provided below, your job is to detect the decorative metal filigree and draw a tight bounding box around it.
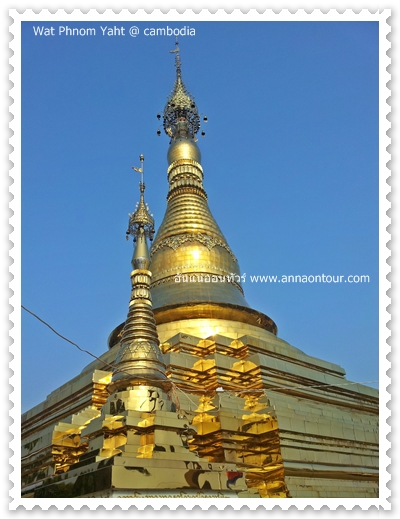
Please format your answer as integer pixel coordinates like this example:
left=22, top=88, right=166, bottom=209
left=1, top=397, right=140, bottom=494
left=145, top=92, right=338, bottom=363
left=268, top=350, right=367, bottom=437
left=127, top=185, right=155, bottom=241
left=115, top=339, right=164, bottom=365
left=163, top=42, right=200, bottom=139
left=150, top=233, right=237, bottom=261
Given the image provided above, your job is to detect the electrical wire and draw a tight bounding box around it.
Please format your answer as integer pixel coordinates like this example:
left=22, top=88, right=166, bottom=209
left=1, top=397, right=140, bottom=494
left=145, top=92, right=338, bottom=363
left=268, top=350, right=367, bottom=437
left=22, top=305, right=116, bottom=373
left=21, top=302, right=379, bottom=493
left=22, top=305, right=379, bottom=399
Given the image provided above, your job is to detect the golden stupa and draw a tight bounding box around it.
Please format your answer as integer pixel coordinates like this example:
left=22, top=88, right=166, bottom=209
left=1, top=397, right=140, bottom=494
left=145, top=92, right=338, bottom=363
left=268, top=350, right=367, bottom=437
left=21, top=44, right=379, bottom=499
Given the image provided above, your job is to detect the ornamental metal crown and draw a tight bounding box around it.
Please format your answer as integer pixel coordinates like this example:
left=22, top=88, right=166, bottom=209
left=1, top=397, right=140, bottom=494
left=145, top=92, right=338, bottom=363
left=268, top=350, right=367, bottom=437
left=163, top=42, right=201, bottom=139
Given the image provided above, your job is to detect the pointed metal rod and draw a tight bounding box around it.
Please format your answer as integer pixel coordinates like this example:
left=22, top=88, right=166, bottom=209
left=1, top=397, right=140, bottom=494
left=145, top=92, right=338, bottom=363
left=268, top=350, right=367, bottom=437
left=132, top=154, right=145, bottom=192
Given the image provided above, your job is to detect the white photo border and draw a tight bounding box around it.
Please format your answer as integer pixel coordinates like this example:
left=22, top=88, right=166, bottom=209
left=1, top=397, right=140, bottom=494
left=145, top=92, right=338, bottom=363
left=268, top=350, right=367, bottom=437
left=9, top=8, right=391, bottom=510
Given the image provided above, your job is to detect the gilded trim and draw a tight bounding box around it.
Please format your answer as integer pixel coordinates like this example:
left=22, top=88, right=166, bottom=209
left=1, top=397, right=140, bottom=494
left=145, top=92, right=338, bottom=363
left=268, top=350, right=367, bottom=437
left=150, top=233, right=238, bottom=261
left=167, top=158, right=203, bottom=176
left=167, top=186, right=208, bottom=201
left=150, top=272, right=245, bottom=295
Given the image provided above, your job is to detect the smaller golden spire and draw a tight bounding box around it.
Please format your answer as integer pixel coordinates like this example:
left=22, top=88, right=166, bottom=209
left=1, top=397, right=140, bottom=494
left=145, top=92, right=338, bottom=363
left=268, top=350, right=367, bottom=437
left=109, top=156, right=168, bottom=393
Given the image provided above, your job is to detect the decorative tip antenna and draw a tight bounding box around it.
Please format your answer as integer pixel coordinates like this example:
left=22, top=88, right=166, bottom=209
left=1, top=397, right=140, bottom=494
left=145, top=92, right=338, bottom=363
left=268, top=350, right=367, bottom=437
left=169, top=38, right=181, bottom=78
left=132, top=154, right=145, bottom=191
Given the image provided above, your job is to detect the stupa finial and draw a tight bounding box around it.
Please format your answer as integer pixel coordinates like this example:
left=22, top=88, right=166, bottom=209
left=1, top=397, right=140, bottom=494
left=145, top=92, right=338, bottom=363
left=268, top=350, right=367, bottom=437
left=170, top=37, right=182, bottom=79
left=126, top=154, right=155, bottom=253
left=163, top=41, right=201, bottom=140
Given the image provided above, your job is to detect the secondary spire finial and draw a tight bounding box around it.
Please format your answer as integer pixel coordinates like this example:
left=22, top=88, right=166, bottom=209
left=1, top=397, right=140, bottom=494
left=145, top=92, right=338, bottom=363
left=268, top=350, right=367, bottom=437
left=126, top=154, right=155, bottom=250
left=132, top=153, right=145, bottom=192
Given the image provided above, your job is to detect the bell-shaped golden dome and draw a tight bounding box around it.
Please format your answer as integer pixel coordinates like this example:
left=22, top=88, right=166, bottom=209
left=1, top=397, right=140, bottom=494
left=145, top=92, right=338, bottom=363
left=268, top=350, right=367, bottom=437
left=167, top=137, right=201, bottom=165
left=151, top=124, right=249, bottom=306
left=148, top=145, right=276, bottom=335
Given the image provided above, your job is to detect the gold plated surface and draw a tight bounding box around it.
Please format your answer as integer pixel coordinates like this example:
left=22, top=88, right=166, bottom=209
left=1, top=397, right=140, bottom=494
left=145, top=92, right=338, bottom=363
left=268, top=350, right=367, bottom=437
left=22, top=328, right=379, bottom=498
left=146, top=45, right=277, bottom=333
left=149, top=159, right=251, bottom=310
left=21, top=46, right=379, bottom=500
left=110, top=164, right=169, bottom=393
left=167, top=139, right=201, bottom=165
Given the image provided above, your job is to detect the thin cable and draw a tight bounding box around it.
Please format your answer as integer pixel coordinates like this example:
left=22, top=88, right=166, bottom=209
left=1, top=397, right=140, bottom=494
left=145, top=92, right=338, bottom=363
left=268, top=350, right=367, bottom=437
left=22, top=305, right=378, bottom=399
left=174, top=384, right=198, bottom=408
left=22, top=304, right=116, bottom=372
left=20, top=305, right=194, bottom=390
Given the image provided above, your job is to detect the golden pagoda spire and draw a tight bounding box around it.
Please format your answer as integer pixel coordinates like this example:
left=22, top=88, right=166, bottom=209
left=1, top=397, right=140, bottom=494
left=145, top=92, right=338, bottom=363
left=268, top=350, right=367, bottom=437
left=109, top=155, right=168, bottom=393
left=107, top=46, right=277, bottom=351
left=147, top=44, right=276, bottom=335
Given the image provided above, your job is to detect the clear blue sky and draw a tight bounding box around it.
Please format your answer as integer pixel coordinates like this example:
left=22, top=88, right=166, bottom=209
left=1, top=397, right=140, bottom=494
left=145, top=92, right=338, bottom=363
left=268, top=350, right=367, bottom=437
left=21, top=21, right=379, bottom=412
